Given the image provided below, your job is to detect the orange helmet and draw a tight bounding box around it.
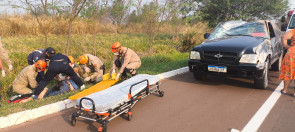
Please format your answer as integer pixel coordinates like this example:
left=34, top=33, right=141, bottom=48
left=78, top=55, right=88, bottom=64
left=68, top=56, right=74, bottom=64
left=112, top=42, right=122, bottom=53
left=34, top=60, right=47, bottom=71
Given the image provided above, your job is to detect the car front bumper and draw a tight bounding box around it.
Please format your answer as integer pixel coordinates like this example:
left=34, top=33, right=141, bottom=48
left=188, top=59, right=265, bottom=78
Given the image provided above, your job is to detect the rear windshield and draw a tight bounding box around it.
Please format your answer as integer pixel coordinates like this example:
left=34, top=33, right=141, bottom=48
left=288, top=14, right=295, bottom=29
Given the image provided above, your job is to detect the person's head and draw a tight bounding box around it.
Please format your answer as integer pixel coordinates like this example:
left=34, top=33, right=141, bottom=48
left=45, top=47, right=55, bottom=59
left=111, top=42, right=122, bottom=54
left=34, top=60, right=47, bottom=72
left=78, top=55, right=88, bottom=65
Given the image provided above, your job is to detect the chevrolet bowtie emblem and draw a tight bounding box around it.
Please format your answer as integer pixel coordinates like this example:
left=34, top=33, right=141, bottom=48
left=214, top=53, right=223, bottom=58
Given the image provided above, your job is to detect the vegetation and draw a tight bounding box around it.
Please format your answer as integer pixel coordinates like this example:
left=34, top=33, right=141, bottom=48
left=0, top=0, right=290, bottom=116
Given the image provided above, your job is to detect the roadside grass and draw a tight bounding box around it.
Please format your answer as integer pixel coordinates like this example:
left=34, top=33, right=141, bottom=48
left=0, top=34, right=188, bottom=117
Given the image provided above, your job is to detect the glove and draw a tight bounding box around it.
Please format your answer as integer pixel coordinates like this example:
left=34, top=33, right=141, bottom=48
left=112, top=69, right=116, bottom=74
left=2, top=70, right=5, bottom=77
left=115, top=73, right=121, bottom=80
left=84, top=77, right=91, bottom=82
left=80, top=84, right=86, bottom=90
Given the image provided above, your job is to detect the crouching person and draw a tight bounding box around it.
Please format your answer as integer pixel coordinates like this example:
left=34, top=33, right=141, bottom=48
left=78, top=54, right=105, bottom=83
left=111, top=42, right=141, bottom=80
left=12, top=60, right=48, bottom=100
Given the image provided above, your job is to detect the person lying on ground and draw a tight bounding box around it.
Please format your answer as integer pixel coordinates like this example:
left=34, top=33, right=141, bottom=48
left=19, top=79, right=79, bottom=103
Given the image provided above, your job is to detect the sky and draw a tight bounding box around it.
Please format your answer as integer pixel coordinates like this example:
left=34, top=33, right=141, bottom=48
left=0, top=0, right=295, bottom=15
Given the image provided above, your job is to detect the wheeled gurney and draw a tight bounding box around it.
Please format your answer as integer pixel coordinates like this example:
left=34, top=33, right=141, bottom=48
left=71, top=74, right=164, bottom=132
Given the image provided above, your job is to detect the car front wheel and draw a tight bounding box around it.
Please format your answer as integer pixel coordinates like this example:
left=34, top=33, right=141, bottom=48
left=254, top=59, right=269, bottom=89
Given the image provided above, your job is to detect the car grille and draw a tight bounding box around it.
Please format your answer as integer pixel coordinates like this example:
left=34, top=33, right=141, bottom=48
left=203, top=51, right=238, bottom=64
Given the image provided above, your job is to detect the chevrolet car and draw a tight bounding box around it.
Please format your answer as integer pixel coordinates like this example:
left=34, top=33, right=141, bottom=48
left=188, top=20, right=283, bottom=89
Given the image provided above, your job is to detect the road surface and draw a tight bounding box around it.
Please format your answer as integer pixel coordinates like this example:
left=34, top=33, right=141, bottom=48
left=2, top=71, right=295, bottom=132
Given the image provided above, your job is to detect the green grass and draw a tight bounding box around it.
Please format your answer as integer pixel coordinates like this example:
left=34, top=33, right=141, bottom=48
left=0, top=34, right=189, bottom=117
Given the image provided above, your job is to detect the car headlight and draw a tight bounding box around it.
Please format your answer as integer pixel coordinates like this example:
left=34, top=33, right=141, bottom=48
left=239, top=54, right=258, bottom=64
left=190, top=51, right=201, bottom=60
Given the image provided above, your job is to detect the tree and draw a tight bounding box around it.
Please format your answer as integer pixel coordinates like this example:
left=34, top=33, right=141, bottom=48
left=25, top=0, right=55, bottom=48
left=197, top=0, right=289, bottom=27
left=64, top=0, right=87, bottom=55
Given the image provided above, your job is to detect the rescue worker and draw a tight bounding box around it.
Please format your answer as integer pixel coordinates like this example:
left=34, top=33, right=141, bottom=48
left=0, top=37, right=13, bottom=76
left=0, top=59, right=5, bottom=77
left=27, top=47, right=54, bottom=65
left=111, top=42, right=141, bottom=80
left=77, top=54, right=105, bottom=83
left=28, top=47, right=56, bottom=82
left=12, top=60, right=47, bottom=96
left=34, top=52, right=84, bottom=96
left=58, top=56, right=80, bottom=80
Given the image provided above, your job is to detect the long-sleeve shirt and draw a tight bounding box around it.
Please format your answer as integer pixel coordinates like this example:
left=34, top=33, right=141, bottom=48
left=12, top=65, right=38, bottom=88
left=80, top=54, right=104, bottom=79
left=112, top=47, right=141, bottom=73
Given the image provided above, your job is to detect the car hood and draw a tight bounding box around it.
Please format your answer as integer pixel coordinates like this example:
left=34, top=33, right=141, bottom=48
left=196, top=36, right=265, bottom=53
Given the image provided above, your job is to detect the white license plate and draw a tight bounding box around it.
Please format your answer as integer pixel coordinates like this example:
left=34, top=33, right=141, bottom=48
left=208, top=65, right=227, bottom=73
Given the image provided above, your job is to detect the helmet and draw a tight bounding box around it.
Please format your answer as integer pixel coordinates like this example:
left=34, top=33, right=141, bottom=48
left=78, top=55, right=88, bottom=64
left=34, top=60, right=47, bottom=71
left=111, top=42, right=122, bottom=53
left=68, top=56, right=74, bottom=63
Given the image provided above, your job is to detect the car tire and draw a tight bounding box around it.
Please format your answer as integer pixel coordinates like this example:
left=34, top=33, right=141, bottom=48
left=271, top=53, right=282, bottom=71
left=254, top=59, right=269, bottom=89
left=193, top=72, right=206, bottom=80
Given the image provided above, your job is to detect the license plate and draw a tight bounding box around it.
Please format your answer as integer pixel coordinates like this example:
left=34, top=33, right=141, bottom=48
left=208, top=65, right=227, bottom=73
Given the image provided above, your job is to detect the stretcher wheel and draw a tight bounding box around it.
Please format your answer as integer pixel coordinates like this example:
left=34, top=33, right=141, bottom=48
left=159, top=91, right=164, bottom=97
left=98, top=126, right=107, bottom=132
left=127, top=114, right=132, bottom=121
left=127, top=111, right=132, bottom=121
left=71, top=114, right=76, bottom=126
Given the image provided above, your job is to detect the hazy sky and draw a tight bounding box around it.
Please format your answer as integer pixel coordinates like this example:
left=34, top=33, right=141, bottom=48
left=0, top=0, right=295, bottom=15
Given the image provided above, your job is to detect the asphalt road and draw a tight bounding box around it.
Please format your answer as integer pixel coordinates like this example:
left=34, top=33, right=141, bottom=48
left=2, top=71, right=295, bottom=132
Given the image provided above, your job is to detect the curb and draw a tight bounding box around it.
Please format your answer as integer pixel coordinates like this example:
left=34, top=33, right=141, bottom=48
left=0, top=67, right=189, bottom=129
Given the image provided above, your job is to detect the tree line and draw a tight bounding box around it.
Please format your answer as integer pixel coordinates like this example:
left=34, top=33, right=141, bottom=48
left=1, top=0, right=290, bottom=54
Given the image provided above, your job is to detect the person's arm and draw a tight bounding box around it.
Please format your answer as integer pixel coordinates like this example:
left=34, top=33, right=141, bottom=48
left=0, top=59, right=4, bottom=70
left=38, top=87, right=48, bottom=99
left=282, top=31, right=293, bottom=49
left=112, top=55, right=118, bottom=70
left=119, top=52, right=131, bottom=73
left=34, top=68, right=56, bottom=95
left=89, top=64, right=100, bottom=79
left=19, top=97, right=33, bottom=103
left=28, top=70, right=38, bottom=88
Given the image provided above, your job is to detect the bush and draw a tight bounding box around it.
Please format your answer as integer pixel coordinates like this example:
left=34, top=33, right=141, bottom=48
left=180, top=22, right=210, bottom=52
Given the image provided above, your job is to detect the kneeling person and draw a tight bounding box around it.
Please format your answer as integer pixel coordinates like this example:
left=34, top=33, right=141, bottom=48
left=12, top=60, right=47, bottom=95
left=78, top=54, right=105, bottom=83
left=111, top=42, right=141, bottom=80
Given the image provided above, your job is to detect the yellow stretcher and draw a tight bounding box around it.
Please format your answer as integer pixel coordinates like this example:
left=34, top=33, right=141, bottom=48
left=69, top=73, right=118, bottom=100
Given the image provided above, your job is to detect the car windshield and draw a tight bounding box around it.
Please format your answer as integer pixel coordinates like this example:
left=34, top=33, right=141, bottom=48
left=208, top=22, right=268, bottom=40
left=288, top=14, right=295, bottom=29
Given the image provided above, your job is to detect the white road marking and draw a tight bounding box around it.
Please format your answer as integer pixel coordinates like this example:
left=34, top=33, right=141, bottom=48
left=241, top=81, right=284, bottom=132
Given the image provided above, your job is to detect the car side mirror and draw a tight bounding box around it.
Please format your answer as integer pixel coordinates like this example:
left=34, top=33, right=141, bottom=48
left=281, top=23, right=287, bottom=31
left=204, top=33, right=210, bottom=39
left=281, top=16, right=286, bottom=23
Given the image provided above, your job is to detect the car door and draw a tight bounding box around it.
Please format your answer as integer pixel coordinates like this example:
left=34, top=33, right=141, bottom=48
left=267, top=21, right=278, bottom=64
